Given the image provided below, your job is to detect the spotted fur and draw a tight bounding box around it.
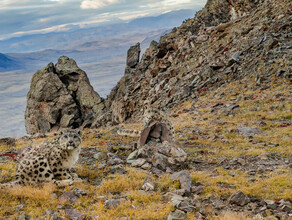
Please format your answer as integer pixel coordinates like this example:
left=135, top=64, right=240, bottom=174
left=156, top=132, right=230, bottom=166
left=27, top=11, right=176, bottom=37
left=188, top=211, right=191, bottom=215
left=117, top=106, right=174, bottom=137
left=1, top=129, right=82, bottom=188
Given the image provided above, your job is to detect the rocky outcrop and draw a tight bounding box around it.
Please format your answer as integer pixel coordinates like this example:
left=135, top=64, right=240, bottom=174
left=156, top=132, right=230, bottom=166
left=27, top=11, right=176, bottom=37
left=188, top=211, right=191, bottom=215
left=25, top=56, right=104, bottom=135
left=126, top=42, right=141, bottom=68
left=104, top=0, right=291, bottom=125
left=127, top=122, right=187, bottom=172
left=25, top=0, right=291, bottom=133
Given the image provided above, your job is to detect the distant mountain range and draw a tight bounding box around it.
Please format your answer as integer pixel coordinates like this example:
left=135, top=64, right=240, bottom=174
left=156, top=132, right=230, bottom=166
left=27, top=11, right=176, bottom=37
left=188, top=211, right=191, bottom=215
left=0, top=9, right=195, bottom=72
left=0, top=53, right=21, bottom=72
left=0, top=9, right=197, bottom=138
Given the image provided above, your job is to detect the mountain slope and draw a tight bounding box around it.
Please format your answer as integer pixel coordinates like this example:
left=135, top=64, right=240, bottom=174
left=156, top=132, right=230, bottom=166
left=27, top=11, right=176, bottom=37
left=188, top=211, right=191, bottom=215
left=105, top=0, right=292, bottom=125
left=0, top=0, right=291, bottom=219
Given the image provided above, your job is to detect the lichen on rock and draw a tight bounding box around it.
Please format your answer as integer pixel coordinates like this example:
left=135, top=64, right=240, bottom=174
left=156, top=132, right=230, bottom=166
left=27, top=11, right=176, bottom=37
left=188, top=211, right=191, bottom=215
left=25, top=56, right=105, bottom=135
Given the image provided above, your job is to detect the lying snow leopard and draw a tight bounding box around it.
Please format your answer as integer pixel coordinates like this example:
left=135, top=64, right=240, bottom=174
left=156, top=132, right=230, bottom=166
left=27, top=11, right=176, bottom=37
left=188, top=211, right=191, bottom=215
left=1, top=129, right=82, bottom=188
left=117, top=106, right=175, bottom=137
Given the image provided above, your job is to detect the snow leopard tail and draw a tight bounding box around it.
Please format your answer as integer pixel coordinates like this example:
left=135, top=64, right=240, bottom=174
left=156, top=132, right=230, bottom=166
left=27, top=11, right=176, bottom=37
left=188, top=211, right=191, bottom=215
left=117, top=129, right=141, bottom=137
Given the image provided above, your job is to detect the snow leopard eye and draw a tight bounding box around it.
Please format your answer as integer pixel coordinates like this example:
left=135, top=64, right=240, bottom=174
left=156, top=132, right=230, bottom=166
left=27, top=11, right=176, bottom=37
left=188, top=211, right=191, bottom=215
left=73, top=135, right=78, bottom=138
left=64, top=135, right=68, bottom=138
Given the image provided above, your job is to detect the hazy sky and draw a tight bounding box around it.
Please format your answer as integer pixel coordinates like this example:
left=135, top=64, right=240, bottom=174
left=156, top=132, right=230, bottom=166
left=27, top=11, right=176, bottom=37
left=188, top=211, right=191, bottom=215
left=0, top=0, right=206, bottom=40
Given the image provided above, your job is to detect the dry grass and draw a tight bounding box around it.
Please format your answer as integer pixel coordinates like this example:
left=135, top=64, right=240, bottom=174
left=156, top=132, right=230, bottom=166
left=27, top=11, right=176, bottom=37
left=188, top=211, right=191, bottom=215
left=0, top=75, right=291, bottom=219
left=0, top=183, right=59, bottom=217
left=96, top=168, right=147, bottom=194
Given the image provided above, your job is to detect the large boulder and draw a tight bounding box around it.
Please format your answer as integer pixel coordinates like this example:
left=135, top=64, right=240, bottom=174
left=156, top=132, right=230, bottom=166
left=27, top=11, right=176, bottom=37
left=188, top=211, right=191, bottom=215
left=127, top=122, right=187, bottom=172
left=25, top=56, right=104, bottom=135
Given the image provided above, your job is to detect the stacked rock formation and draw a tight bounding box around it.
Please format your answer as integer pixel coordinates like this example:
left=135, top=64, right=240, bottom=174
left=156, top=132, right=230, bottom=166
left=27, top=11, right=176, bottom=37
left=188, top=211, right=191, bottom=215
left=25, top=56, right=104, bottom=134
left=127, top=122, right=187, bottom=173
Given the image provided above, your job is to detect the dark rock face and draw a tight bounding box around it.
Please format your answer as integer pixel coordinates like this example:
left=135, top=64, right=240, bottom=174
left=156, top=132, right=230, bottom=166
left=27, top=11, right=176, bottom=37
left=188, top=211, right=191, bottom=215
left=25, top=56, right=104, bottom=135
left=126, top=43, right=141, bottom=68
left=229, top=191, right=250, bottom=206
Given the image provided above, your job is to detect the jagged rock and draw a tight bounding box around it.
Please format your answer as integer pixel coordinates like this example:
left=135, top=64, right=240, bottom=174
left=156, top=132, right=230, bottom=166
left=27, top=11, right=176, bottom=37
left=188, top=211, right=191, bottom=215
left=170, top=194, right=195, bottom=212
left=127, top=122, right=187, bottom=171
left=25, top=56, right=104, bottom=135
left=142, top=177, right=155, bottom=191
left=127, top=150, right=138, bottom=163
left=131, top=158, right=147, bottom=167
left=229, top=191, right=250, bottom=206
left=167, top=209, right=186, bottom=220
left=265, top=200, right=277, bottom=210
left=171, top=171, right=192, bottom=195
left=72, top=188, right=87, bottom=197
left=109, top=165, right=127, bottom=175
left=59, top=192, right=79, bottom=204
left=126, top=43, right=141, bottom=68
left=107, top=153, right=124, bottom=166
left=64, top=209, right=86, bottom=220
left=138, top=122, right=174, bottom=147
left=104, top=199, right=123, bottom=209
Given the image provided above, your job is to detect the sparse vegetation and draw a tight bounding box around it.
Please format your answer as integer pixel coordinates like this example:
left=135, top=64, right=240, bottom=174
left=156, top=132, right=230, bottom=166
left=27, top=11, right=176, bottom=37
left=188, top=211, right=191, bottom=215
left=0, top=75, right=290, bottom=219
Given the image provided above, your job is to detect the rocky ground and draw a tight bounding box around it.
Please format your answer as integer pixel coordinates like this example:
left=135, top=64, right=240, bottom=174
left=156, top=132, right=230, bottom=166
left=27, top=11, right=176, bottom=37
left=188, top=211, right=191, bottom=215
left=0, top=75, right=291, bottom=219
left=0, top=0, right=291, bottom=219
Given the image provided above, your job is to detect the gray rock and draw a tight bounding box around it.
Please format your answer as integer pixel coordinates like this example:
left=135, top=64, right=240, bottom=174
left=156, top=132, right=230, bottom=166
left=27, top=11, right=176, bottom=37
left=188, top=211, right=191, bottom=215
left=280, top=204, right=292, bottom=212
left=25, top=56, right=104, bottom=135
left=142, top=177, right=155, bottom=191
left=229, top=191, right=250, bottom=206
left=126, top=122, right=187, bottom=172
left=127, top=150, right=138, bottom=163
left=171, top=194, right=195, bottom=212
left=152, top=152, right=169, bottom=170
left=171, top=170, right=192, bottom=194
left=72, top=188, right=87, bottom=197
left=237, top=127, right=263, bottom=136
left=265, top=200, right=277, bottom=210
left=45, top=209, right=61, bottom=220
left=141, top=162, right=152, bottom=170
left=192, top=185, right=204, bottom=195
left=59, top=192, right=79, bottom=204
left=104, top=199, right=121, bottom=209
left=167, top=209, right=187, bottom=220
left=109, top=165, right=127, bottom=175
left=94, top=152, right=107, bottom=161
left=64, top=209, right=86, bottom=220
left=126, top=43, right=141, bottom=68
left=107, top=153, right=124, bottom=165
left=131, top=158, right=147, bottom=167
left=231, top=51, right=242, bottom=62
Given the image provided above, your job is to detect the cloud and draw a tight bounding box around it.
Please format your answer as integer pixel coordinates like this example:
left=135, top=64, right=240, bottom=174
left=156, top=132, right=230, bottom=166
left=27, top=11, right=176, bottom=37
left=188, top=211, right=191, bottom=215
left=80, top=0, right=120, bottom=9
left=0, top=0, right=206, bottom=41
